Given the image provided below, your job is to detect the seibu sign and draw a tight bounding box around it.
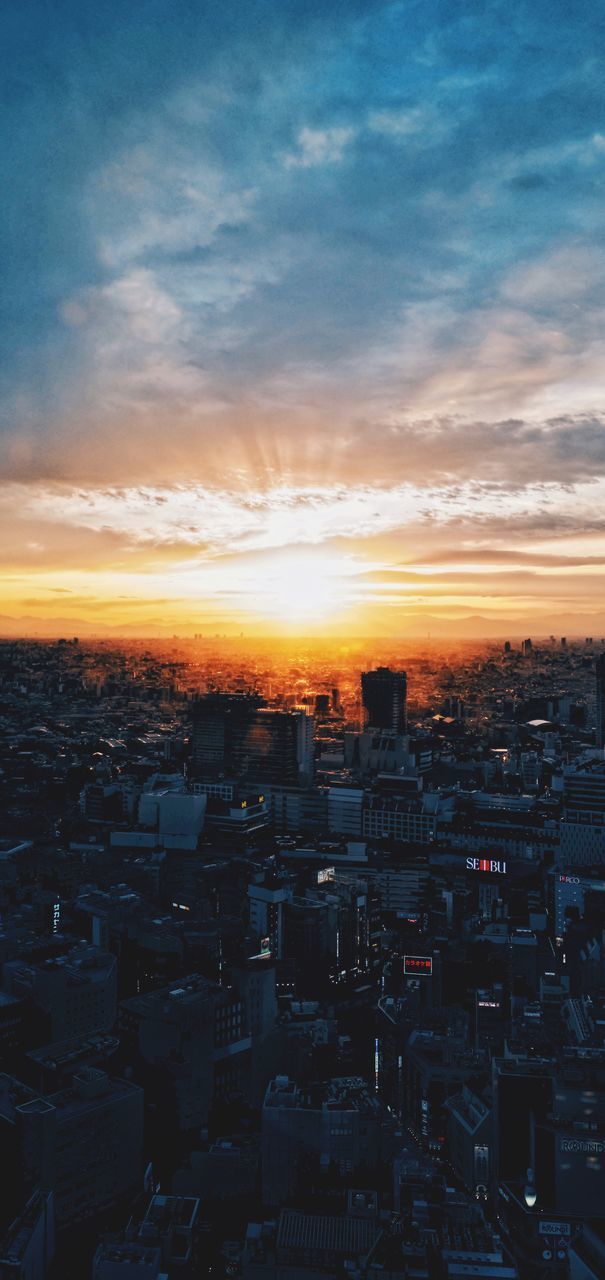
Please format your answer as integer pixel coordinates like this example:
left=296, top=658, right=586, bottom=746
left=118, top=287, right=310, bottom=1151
left=466, top=857, right=507, bottom=874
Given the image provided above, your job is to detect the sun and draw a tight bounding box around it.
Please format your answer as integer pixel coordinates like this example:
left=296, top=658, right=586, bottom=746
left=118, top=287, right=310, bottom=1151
left=257, top=551, right=351, bottom=623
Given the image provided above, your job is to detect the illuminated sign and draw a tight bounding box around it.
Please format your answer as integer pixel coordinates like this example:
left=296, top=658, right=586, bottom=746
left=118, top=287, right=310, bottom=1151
left=404, top=955, right=433, bottom=976
left=421, top=1096, right=429, bottom=1137
left=52, top=901, right=60, bottom=933
left=466, top=857, right=507, bottom=874
left=560, top=1139, right=604, bottom=1154
left=538, top=1223, right=571, bottom=1238
left=559, top=875, right=580, bottom=884
left=477, top=999, right=500, bottom=1008
left=317, top=867, right=335, bottom=885
left=249, top=938, right=272, bottom=961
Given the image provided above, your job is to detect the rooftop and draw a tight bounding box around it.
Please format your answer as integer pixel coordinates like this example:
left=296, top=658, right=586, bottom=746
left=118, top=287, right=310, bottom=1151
left=278, top=1209, right=380, bottom=1258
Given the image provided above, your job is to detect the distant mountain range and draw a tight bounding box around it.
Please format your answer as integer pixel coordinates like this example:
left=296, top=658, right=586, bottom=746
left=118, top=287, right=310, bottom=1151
left=0, top=614, right=176, bottom=639
left=0, top=609, right=604, bottom=641
left=397, top=612, right=605, bottom=639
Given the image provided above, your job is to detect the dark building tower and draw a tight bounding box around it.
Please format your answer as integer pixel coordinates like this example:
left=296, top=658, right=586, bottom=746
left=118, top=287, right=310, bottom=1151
left=596, top=653, right=605, bottom=749
left=191, top=692, right=264, bottom=774
left=361, top=666, right=407, bottom=734
left=192, top=693, right=313, bottom=786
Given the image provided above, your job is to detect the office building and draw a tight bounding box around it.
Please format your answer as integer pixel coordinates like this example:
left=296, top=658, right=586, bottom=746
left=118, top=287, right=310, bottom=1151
left=261, top=1075, right=384, bottom=1205
left=120, top=974, right=251, bottom=1133
left=492, top=1056, right=554, bottom=1196
left=327, top=787, right=363, bottom=837
left=403, top=1030, right=487, bottom=1154
left=550, top=868, right=605, bottom=938
left=534, top=1050, right=605, bottom=1220
left=191, top=693, right=264, bottom=773
left=560, top=758, right=605, bottom=866
left=445, top=1085, right=491, bottom=1197
left=3, top=944, right=117, bottom=1045
left=361, top=667, right=407, bottom=734
left=192, top=694, right=313, bottom=786
left=248, top=873, right=292, bottom=960
left=0, top=1069, right=143, bottom=1228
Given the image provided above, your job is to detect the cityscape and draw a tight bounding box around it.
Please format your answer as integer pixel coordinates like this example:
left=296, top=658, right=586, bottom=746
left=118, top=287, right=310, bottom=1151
left=0, top=635, right=604, bottom=1277
left=3, top=0, right=605, bottom=1277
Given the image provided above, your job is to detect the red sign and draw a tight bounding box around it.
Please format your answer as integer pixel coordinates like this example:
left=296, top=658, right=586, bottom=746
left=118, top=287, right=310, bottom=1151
left=404, top=955, right=433, bottom=976
left=466, top=857, right=507, bottom=873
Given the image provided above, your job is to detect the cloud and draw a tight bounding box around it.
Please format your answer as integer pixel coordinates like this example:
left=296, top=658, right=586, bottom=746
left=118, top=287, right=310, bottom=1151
left=284, top=125, right=355, bottom=168
left=368, top=105, right=446, bottom=142
left=3, top=0, right=605, bottom=628
left=2, top=463, right=605, bottom=566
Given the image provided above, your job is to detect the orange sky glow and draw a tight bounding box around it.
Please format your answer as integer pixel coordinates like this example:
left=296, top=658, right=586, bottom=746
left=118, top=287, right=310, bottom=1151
left=4, top=5, right=605, bottom=638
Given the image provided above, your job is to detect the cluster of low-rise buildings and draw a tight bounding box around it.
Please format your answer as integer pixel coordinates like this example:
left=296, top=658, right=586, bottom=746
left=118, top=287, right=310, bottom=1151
left=0, top=636, right=604, bottom=1277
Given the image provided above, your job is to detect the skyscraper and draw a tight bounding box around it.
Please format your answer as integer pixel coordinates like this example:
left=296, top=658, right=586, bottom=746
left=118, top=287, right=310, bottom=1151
left=191, top=692, right=264, bottom=774
left=596, top=653, right=605, bottom=749
left=361, top=666, right=407, bottom=734
left=192, top=693, right=313, bottom=786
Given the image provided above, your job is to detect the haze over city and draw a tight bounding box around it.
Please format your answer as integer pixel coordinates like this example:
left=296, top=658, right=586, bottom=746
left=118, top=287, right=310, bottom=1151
left=3, top=2, right=605, bottom=636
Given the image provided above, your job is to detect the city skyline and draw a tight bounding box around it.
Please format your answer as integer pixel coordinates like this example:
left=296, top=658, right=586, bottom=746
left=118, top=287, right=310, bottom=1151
left=3, top=2, right=605, bottom=635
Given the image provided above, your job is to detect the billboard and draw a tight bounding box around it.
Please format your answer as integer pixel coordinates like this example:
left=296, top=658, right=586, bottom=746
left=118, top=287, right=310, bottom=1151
left=466, top=857, right=507, bottom=874
left=404, top=954, right=432, bottom=976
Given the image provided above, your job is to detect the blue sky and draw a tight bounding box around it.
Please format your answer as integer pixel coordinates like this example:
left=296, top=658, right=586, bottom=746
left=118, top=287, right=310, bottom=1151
left=2, top=1, right=605, bottom=632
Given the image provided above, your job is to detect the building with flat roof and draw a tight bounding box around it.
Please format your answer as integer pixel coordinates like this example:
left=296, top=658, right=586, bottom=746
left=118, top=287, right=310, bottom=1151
left=361, top=667, right=407, bottom=735
left=120, top=974, right=251, bottom=1133
left=0, top=1068, right=143, bottom=1228
left=3, top=943, right=117, bottom=1045
left=261, top=1075, right=385, bottom=1206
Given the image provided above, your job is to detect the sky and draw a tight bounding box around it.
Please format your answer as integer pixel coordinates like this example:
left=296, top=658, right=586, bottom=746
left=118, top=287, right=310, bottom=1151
left=2, top=0, right=605, bottom=636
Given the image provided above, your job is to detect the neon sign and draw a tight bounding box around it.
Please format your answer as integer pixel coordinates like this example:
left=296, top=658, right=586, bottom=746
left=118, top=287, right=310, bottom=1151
left=404, top=955, right=432, bottom=976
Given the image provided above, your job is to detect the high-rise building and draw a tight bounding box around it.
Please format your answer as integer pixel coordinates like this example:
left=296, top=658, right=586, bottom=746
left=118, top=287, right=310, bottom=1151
left=492, top=1056, right=553, bottom=1196
left=445, top=1085, right=491, bottom=1198
left=560, top=758, right=605, bottom=866
left=191, top=693, right=264, bottom=774
left=402, top=1029, right=485, bottom=1153
left=236, top=708, right=314, bottom=786
left=361, top=667, right=407, bottom=734
left=120, top=973, right=251, bottom=1134
left=533, top=1052, right=605, bottom=1220
left=596, top=653, right=605, bottom=749
left=192, top=694, right=313, bottom=786
left=248, top=872, right=292, bottom=959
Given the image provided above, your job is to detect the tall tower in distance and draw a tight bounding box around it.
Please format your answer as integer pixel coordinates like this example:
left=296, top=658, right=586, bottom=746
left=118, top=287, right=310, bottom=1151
left=361, top=666, right=407, bottom=734
left=596, top=653, right=605, bottom=749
